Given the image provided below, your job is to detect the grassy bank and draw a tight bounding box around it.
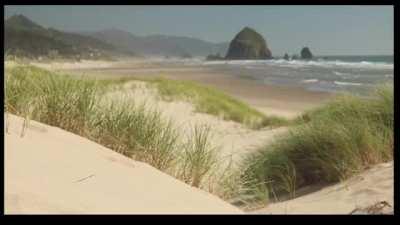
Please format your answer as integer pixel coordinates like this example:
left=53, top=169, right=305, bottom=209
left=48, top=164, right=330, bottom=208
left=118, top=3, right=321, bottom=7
left=5, top=65, right=219, bottom=190
left=236, top=83, right=393, bottom=205
left=133, top=77, right=288, bottom=129
left=79, top=75, right=290, bottom=129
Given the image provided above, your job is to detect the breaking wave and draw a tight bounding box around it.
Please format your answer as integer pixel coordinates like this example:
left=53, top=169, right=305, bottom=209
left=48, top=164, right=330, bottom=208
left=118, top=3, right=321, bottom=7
left=334, top=81, right=363, bottom=86
left=202, top=59, right=393, bottom=70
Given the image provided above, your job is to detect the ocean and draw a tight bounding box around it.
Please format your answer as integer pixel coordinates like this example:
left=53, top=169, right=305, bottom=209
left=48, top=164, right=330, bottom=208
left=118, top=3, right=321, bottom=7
left=165, top=55, right=394, bottom=95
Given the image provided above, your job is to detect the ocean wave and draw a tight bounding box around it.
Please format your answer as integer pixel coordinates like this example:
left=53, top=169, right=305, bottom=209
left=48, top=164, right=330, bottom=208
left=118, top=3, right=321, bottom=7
left=148, top=57, right=393, bottom=70
left=278, top=59, right=393, bottom=69
left=202, top=59, right=393, bottom=70
left=334, top=81, right=362, bottom=86
left=301, top=79, right=319, bottom=83
left=333, top=71, right=351, bottom=76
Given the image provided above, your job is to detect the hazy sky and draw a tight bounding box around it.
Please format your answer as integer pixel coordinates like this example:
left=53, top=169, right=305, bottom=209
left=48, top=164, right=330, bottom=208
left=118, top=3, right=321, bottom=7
left=5, top=5, right=394, bottom=56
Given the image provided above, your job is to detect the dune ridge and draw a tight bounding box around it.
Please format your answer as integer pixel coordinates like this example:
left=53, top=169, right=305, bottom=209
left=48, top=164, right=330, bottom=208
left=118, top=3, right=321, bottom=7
left=5, top=114, right=243, bottom=214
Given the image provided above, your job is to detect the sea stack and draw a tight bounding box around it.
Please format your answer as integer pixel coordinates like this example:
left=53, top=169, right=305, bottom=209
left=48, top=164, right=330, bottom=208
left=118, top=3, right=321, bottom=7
left=301, top=47, right=313, bottom=59
left=225, top=27, right=272, bottom=60
left=283, top=53, right=290, bottom=60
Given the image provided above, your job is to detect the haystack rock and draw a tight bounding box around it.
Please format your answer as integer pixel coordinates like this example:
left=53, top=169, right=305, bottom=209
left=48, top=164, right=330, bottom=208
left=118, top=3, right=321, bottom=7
left=225, top=27, right=272, bottom=60
left=301, top=47, right=313, bottom=59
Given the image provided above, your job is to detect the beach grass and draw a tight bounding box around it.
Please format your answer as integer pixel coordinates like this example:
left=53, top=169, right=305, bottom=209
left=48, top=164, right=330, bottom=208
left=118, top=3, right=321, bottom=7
left=237, top=83, right=394, bottom=204
left=5, top=65, right=100, bottom=136
left=89, top=101, right=180, bottom=171
left=95, top=76, right=290, bottom=128
left=134, top=77, right=289, bottom=129
left=176, top=124, right=219, bottom=188
left=4, top=65, right=214, bottom=182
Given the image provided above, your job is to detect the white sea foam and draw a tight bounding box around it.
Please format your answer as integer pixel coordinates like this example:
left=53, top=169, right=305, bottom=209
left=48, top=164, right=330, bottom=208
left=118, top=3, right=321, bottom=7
left=333, top=71, right=351, bottom=76
left=202, top=59, right=393, bottom=70
left=334, top=81, right=362, bottom=86
left=301, top=79, right=319, bottom=83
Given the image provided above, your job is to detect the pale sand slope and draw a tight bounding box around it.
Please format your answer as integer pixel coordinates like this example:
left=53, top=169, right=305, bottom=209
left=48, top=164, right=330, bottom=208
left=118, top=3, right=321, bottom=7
left=5, top=114, right=243, bottom=214
left=104, top=81, right=288, bottom=168
left=253, top=161, right=393, bottom=214
left=30, top=60, right=116, bottom=70
left=29, top=59, right=164, bottom=72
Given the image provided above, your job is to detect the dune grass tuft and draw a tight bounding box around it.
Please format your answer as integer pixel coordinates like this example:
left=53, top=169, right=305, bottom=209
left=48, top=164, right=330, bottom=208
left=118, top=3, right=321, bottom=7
left=5, top=65, right=100, bottom=136
left=90, top=100, right=180, bottom=171
left=237, top=83, right=394, bottom=205
left=176, top=124, right=219, bottom=188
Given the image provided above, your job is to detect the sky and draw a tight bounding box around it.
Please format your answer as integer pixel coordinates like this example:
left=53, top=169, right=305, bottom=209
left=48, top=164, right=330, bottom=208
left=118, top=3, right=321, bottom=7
left=4, top=5, right=394, bottom=56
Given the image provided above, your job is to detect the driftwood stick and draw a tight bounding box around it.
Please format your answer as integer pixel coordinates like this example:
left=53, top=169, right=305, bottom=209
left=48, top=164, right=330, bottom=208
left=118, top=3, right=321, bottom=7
left=75, top=174, right=95, bottom=183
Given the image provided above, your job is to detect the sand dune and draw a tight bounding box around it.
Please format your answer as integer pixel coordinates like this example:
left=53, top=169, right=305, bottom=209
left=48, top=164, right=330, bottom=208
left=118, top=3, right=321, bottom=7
left=6, top=112, right=391, bottom=214
left=104, top=81, right=288, bottom=169
left=4, top=114, right=243, bottom=214
left=7, top=60, right=392, bottom=214
left=253, top=161, right=393, bottom=214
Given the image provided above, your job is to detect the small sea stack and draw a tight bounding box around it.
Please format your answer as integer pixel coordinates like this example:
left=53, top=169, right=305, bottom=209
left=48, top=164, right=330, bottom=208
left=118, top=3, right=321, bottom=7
left=301, top=47, right=313, bottom=59
left=283, top=53, right=290, bottom=60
